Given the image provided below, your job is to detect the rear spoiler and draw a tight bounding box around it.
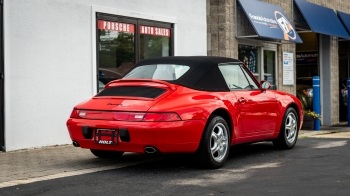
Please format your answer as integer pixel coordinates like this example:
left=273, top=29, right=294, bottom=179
left=105, top=79, right=177, bottom=91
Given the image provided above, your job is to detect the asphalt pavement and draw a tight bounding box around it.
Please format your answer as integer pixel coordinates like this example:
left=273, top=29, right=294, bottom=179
left=0, top=123, right=350, bottom=194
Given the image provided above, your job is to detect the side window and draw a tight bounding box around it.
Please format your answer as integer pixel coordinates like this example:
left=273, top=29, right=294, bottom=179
left=218, top=64, right=259, bottom=90
left=240, top=65, right=259, bottom=89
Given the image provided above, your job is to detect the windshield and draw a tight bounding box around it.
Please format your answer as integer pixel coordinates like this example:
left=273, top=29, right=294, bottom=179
left=124, top=64, right=190, bottom=81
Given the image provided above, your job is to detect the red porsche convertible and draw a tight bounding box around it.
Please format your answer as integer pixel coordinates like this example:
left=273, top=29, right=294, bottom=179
left=67, top=56, right=303, bottom=168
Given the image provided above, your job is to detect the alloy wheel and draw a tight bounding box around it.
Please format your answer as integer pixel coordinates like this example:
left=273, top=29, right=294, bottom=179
left=210, top=122, right=229, bottom=162
left=285, top=112, right=297, bottom=144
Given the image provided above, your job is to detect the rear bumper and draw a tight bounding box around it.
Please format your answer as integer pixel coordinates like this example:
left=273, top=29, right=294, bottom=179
left=66, top=118, right=206, bottom=153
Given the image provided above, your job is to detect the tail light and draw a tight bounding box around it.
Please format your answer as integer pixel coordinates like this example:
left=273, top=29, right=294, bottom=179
left=70, top=109, right=181, bottom=122
left=70, top=109, right=80, bottom=118
left=143, top=113, right=181, bottom=121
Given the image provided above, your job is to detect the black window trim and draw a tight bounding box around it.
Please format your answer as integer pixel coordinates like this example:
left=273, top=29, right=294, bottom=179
left=239, top=64, right=260, bottom=90
left=96, top=13, right=174, bottom=92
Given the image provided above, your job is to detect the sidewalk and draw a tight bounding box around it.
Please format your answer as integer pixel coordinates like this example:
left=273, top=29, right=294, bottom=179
left=299, top=122, right=350, bottom=138
left=0, top=146, right=162, bottom=187
left=0, top=123, right=350, bottom=188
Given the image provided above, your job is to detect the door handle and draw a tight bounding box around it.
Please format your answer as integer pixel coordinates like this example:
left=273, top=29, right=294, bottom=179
left=238, top=97, right=247, bottom=103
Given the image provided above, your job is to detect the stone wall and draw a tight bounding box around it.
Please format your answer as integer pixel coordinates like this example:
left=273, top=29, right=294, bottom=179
left=207, top=0, right=350, bottom=125
left=207, top=0, right=237, bottom=58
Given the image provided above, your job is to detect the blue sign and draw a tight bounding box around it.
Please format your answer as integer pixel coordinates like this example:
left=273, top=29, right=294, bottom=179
left=294, top=0, right=350, bottom=39
left=238, top=0, right=302, bottom=43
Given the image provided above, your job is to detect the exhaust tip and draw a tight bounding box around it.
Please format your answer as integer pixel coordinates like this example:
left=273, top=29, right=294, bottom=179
left=144, top=146, right=157, bottom=154
left=72, top=141, right=80, bottom=147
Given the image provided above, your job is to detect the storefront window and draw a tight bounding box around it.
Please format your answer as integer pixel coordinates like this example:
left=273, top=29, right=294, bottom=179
left=238, top=45, right=259, bottom=80
left=140, top=25, right=171, bottom=60
left=96, top=15, right=174, bottom=92
left=98, top=20, right=135, bottom=86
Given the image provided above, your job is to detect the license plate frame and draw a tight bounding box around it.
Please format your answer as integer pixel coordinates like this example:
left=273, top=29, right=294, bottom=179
left=94, top=129, right=118, bottom=145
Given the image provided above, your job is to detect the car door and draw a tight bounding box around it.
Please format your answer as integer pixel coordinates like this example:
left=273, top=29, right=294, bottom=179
left=218, top=63, right=278, bottom=134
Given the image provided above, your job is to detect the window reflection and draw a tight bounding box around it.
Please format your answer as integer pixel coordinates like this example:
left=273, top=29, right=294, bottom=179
left=98, top=20, right=135, bottom=86
left=97, top=20, right=173, bottom=92
left=140, top=25, right=170, bottom=60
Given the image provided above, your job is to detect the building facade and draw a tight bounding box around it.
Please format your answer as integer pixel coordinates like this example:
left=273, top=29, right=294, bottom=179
left=2, top=0, right=350, bottom=151
left=208, top=0, right=350, bottom=126
left=0, top=0, right=207, bottom=151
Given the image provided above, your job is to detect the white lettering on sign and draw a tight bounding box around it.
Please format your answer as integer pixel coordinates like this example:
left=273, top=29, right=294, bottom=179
left=140, top=25, right=170, bottom=37
left=98, top=20, right=134, bottom=33
left=248, top=13, right=277, bottom=24
left=296, top=53, right=318, bottom=58
left=98, top=140, right=113, bottom=145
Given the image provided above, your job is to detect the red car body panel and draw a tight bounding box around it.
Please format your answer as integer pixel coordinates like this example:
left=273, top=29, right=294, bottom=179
left=273, top=91, right=304, bottom=137
left=66, top=56, right=303, bottom=155
left=67, top=118, right=206, bottom=153
left=67, top=81, right=303, bottom=153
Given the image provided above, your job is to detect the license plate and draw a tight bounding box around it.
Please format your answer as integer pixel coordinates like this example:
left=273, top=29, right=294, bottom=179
left=94, top=129, right=118, bottom=145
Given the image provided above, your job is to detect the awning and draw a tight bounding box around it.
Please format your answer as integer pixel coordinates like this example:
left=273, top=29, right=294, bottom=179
left=294, top=0, right=350, bottom=39
left=237, top=0, right=302, bottom=43
left=338, top=11, right=350, bottom=34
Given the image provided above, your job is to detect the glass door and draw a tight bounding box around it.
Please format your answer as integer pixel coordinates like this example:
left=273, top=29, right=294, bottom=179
left=264, top=49, right=277, bottom=90
left=238, top=43, right=277, bottom=89
left=238, top=45, right=259, bottom=80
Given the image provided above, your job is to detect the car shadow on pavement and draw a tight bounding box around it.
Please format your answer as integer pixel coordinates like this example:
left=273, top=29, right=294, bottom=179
left=116, top=142, right=282, bottom=170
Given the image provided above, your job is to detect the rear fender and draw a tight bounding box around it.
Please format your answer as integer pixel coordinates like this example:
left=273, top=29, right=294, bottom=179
left=273, top=92, right=303, bottom=138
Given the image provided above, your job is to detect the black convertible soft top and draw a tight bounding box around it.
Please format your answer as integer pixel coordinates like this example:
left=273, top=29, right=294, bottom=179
left=124, top=56, right=242, bottom=92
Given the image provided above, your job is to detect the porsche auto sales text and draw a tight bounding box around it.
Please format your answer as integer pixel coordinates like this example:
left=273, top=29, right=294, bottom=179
left=140, top=25, right=170, bottom=37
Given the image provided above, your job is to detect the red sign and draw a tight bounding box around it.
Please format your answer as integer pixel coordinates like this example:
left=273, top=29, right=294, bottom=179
left=140, top=25, right=170, bottom=37
left=98, top=20, right=135, bottom=33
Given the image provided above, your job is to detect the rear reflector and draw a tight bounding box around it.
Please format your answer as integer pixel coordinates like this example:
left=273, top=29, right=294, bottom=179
left=143, top=113, right=181, bottom=121
left=71, top=110, right=181, bottom=122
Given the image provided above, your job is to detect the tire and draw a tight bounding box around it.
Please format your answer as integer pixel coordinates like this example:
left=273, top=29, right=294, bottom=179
left=194, top=116, right=230, bottom=169
left=273, top=107, right=299, bottom=149
left=90, top=149, right=124, bottom=159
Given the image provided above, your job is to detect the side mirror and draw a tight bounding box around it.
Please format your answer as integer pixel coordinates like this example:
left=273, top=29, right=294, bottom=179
left=260, top=80, right=271, bottom=90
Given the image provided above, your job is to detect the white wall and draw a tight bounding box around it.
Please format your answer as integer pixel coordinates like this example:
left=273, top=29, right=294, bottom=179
left=4, top=0, right=207, bottom=151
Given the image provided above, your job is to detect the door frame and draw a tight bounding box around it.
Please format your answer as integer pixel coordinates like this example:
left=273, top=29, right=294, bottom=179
left=0, top=0, right=4, bottom=151
left=238, top=40, right=278, bottom=89
left=262, top=45, right=278, bottom=90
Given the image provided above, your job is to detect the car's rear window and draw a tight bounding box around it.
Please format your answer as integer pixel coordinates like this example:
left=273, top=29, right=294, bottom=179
left=124, top=64, right=190, bottom=81
left=96, top=86, right=167, bottom=98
